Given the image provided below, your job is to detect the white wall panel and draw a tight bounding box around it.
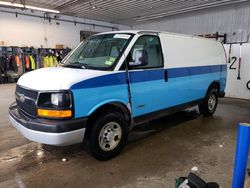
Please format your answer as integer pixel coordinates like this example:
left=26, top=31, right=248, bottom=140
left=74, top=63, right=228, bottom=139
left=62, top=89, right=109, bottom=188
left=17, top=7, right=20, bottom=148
left=133, top=2, right=250, bottom=43
left=0, top=7, right=129, bottom=48
left=224, top=44, right=250, bottom=100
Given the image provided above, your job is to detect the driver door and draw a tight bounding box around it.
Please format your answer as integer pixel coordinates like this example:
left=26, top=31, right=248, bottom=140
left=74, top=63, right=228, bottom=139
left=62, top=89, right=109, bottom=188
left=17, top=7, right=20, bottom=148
left=127, top=35, right=165, bottom=119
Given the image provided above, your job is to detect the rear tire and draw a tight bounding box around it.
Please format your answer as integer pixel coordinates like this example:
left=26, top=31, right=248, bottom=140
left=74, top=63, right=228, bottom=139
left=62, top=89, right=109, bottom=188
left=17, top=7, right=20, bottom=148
left=88, top=111, right=129, bottom=161
left=199, top=89, right=218, bottom=116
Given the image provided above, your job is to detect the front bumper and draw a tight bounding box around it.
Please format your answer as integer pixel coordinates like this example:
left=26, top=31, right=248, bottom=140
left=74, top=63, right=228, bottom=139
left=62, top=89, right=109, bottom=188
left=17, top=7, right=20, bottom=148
left=9, top=103, right=87, bottom=146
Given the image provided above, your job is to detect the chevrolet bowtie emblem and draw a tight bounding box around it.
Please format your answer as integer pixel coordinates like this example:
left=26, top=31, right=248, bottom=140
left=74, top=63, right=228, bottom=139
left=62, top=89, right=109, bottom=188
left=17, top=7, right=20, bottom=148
left=19, top=94, right=25, bottom=102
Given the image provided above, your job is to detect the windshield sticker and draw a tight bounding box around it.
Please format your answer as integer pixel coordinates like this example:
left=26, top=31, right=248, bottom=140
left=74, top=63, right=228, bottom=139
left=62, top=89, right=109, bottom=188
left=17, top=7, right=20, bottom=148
left=105, top=60, right=113, bottom=65
left=109, top=57, right=116, bottom=62
left=113, top=34, right=131, bottom=39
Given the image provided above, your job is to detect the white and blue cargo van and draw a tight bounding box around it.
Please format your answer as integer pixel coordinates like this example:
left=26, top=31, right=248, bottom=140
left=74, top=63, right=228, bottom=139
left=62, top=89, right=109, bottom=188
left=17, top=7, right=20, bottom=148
left=9, top=30, right=227, bottom=160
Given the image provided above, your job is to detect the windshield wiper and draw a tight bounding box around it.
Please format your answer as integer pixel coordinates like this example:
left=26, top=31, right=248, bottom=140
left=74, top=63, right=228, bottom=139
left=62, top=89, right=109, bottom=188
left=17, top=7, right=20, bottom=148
left=63, top=62, right=86, bottom=69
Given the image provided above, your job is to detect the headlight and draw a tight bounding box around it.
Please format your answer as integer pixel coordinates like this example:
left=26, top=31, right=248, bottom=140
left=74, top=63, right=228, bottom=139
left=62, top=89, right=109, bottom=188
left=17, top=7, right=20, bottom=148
left=37, top=91, right=73, bottom=118
left=51, top=93, right=69, bottom=107
left=50, top=93, right=71, bottom=107
left=38, top=92, right=72, bottom=108
left=51, top=93, right=59, bottom=106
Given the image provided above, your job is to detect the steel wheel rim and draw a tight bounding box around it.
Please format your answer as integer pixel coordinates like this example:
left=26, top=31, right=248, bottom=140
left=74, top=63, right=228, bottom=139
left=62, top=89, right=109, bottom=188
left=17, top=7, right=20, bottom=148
left=99, top=122, right=122, bottom=151
left=208, top=94, right=216, bottom=111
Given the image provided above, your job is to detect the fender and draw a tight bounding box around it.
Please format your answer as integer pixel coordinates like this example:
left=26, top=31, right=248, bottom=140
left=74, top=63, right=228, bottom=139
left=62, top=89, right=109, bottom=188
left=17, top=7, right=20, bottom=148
left=87, top=99, right=131, bottom=116
left=86, top=100, right=133, bottom=127
left=206, top=81, right=225, bottom=97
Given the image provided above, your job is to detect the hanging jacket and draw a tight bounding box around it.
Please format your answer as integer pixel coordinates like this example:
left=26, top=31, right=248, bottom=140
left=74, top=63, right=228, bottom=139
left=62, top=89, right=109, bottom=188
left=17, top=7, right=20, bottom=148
left=5, top=56, right=11, bottom=71
left=52, top=56, right=58, bottom=67
left=57, top=55, right=63, bottom=63
left=15, top=55, right=23, bottom=75
left=15, top=55, right=21, bottom=67
left=48, top=56, right=54, bottom=67
left=35, top=54, right=40, bottom=69
left=39, top=56, right=45, bottom=68
left=0, top=56, right=5, bottom=75
left=25, top=55, right=30, bottom=71
left=43, top=56, right=50, bottom=67
left=29, top=55, right=36, bottom=70
left=10, top=55, right=18, bottom=72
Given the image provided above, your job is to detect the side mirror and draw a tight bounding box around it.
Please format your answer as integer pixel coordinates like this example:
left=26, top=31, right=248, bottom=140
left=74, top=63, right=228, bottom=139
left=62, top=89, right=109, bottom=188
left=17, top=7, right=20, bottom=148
left=129, top=49, right=148, bottom=67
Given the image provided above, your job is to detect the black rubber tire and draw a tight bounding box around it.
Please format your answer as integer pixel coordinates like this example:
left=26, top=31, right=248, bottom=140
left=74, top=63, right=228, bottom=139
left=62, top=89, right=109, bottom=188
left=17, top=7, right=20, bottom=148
left=88, top=111, right=129, bottom=161
left=199, top=88, right=218, bottom=116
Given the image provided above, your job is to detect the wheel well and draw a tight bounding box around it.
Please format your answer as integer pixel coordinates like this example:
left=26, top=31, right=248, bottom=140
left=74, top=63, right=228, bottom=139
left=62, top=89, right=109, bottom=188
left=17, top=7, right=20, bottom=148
left=85, top=103, right=131, bottom=138
left=207, top=81, right=220, bottom=95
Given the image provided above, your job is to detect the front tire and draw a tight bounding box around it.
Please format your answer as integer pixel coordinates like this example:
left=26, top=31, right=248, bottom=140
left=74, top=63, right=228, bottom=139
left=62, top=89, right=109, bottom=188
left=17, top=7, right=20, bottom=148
left=88, top=111, right=129, bottom=161
left=199, top=89, right=218, bottom=116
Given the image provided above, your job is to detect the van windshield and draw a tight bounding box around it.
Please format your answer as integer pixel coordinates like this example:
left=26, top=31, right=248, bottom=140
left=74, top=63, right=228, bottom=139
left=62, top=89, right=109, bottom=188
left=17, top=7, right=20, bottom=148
left=62, top=33, right=133, bottom=70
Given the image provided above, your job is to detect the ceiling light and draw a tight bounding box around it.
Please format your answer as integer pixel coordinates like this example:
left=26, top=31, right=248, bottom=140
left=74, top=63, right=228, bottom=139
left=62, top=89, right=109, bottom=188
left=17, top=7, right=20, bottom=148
left=0, top=1, right=23, bottom=8
left=25, top=5, right=60, bottom=13
left=0, top=0, right=60, bottom=13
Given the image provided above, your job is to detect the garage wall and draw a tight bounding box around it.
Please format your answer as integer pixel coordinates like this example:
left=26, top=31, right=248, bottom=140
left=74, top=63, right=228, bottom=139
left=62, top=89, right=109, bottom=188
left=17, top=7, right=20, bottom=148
left=133, top=2, right=250, bottom=43
left=0, top=7, right=130, bottom=48
left=224, top=44, right=250, bottom=100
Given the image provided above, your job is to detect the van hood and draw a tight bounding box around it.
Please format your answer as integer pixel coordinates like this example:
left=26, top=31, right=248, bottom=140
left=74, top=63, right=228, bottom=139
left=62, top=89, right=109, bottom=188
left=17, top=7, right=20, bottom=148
left=17, top=67, right=110, bottom=91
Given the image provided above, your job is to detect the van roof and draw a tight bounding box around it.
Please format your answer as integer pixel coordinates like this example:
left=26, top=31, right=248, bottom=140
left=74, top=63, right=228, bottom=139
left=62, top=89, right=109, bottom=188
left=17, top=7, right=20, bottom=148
left=100, top=30, right=176, bottom=35
left=98, top=30, right=217, bottom=42
left=99, top=30, right=196, bottom=37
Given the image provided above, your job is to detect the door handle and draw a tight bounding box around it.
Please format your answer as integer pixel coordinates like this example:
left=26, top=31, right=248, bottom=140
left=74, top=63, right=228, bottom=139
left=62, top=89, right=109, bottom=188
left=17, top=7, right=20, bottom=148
left=164, top=69, right=168, bottom=82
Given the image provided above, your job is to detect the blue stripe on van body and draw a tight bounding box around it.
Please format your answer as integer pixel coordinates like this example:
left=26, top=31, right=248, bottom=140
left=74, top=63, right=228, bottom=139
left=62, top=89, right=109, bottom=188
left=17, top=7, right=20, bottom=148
left=70, top=64, right=226, bottom=89
left=129, top=69, right=164, bottom=82
left=71, top=73, right=127, bottom=90
left=70, top=69, right=164, bottom=90
left=168, top=64, right=226, bottom=78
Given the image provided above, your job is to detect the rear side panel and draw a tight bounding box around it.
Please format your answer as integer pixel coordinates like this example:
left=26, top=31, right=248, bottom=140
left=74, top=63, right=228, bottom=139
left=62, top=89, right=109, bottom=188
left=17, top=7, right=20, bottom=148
left=160, top=33, right=227, bottom=100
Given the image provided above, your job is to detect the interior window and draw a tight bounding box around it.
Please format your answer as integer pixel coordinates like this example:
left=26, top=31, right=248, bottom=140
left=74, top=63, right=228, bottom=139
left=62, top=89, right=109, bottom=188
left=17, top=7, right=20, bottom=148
left=127, top=35, right=163, bottom=69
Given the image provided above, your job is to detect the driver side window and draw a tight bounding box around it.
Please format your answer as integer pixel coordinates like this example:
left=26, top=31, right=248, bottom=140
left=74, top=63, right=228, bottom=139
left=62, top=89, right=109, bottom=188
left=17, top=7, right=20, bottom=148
left=127, top=35, right=163, bottom=69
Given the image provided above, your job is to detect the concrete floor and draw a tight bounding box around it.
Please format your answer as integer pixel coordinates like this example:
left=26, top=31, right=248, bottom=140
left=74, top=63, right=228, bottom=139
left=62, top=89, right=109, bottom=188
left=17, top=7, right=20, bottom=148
left=0, top=84, right=250, bottom=188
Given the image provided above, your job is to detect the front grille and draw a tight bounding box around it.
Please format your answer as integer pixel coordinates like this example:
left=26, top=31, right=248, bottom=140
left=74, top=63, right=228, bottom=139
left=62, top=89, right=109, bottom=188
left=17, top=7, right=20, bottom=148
left=16, top=85, right=39, bottom=117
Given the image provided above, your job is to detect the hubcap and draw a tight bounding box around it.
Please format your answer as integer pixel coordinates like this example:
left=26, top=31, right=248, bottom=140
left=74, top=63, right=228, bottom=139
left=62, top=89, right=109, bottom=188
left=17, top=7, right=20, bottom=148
left=99, top=122, right=122, bottom=151
left=208, top=94, right=216, bottom=111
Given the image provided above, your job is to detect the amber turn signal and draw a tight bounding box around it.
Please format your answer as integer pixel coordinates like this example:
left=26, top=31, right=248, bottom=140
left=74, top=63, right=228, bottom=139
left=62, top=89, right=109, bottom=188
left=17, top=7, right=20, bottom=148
left=37, top=109, right=72, bottom=118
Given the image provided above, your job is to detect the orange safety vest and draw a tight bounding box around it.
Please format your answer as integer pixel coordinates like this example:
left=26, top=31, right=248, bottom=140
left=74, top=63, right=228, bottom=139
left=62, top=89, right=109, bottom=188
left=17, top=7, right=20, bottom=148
left=25, top=56, right=30, bottom=69
left=15, top=55, right=21, bottom=67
